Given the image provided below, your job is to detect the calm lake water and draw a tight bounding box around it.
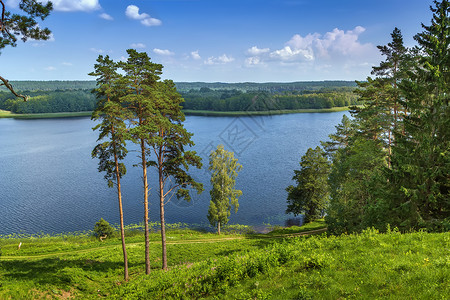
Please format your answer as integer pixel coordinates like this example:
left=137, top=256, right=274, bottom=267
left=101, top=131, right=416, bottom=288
left=0, top=112, right=347, bottom=235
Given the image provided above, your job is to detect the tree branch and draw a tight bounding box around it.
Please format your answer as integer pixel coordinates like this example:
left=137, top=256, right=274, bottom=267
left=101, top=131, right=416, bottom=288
left=0, top=75, right=29, bottom=101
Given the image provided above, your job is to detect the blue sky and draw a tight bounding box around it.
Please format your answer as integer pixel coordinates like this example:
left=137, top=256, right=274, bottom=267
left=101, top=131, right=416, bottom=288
left=1, top=0, right=432, bottom=82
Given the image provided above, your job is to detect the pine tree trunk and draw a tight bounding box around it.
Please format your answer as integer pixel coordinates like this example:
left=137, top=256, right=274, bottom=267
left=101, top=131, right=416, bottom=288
left=113, top=130, right=129, bottom=281
left=159, top=166, right=168, bottom=270
left=218, top=221, right=221, bottom=235
left=141, top=138, right=151, bottom=275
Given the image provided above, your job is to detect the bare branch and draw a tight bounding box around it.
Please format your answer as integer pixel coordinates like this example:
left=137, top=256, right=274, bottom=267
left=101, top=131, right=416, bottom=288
left=0, top=75, right=29, bottom=101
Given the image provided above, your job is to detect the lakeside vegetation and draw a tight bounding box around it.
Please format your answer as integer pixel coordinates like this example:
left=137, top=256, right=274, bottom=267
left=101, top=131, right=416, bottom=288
left=0, top=106, right=352, bottom=119
left=0, top=81, right=360, bottom=116
left=0, top=222, right=448, bottom=299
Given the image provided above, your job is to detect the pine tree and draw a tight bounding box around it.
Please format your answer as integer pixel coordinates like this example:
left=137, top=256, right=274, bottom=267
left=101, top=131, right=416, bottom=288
left=389, top=0, right=450, bottom=230
left=119, top=49, right=162, bottom=275
left=207, top=145, right=243, bottom=235
left=147, top=79, right=203, bottom=270
left=90, top=55, right=131, bottom=281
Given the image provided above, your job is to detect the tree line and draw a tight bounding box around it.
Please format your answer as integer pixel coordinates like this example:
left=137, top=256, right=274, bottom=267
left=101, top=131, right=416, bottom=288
left=286, top=0, right=449, bottom=234
left=0, top=90, right=96, bottom=113
left=0, top=86, right=360, bottom=114
left=90, top=50, right=243, bottom=280
left=181, top=89, right=359, bottom=111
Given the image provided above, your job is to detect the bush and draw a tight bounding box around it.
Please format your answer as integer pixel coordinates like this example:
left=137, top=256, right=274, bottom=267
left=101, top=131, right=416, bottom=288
left=93, top=218, right=115, bottom=239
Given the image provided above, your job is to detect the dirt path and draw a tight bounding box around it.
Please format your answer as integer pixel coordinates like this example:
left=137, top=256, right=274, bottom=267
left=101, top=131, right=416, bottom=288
left=0, top=228, right=327, bottom=261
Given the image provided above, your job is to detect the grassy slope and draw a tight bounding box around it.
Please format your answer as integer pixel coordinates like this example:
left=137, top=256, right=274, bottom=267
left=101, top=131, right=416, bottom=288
left=0, top=221, right=448, bottom=299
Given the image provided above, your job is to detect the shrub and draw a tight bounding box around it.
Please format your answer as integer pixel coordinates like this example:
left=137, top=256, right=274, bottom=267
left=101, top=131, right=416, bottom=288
left=93, top=218, right=115, bottom=239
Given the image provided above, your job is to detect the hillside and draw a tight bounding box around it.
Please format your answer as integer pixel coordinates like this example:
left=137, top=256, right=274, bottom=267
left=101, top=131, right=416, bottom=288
left=0, top=222, right=448, bottom=299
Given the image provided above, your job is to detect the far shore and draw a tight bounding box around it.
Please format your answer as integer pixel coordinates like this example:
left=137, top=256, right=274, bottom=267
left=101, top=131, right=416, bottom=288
left=0, top=107, right=352, bottom=119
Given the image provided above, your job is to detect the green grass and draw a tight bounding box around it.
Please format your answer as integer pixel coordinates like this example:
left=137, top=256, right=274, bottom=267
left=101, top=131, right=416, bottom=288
left=0, top=222, right=448, bottom=299
left=0, top=109, right=12, bottom=117
left=0, top=110, right=92, bottom=119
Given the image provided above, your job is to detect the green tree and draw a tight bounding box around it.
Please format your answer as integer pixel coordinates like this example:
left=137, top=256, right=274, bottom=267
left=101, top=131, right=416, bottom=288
left=119, top=49, right=162, bottom=274
left=286, top=147, right=330, bottom=223
left=388, top=0, right=450, bottom=230
left=90, top=55, right=131, bottom=281
left=207, top=144, right=243, bottom=235
left=148, top=79, right=203, bottom=270
left=93, top=218, right=115, bottom=239
left=0, top=0, right=52, bottom=100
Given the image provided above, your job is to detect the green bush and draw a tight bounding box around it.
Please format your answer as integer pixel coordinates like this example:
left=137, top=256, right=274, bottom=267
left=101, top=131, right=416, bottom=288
left=93, top=218, right=115, bottom=239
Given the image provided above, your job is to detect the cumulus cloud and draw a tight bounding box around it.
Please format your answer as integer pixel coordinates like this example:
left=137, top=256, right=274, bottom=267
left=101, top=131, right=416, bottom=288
left=130, top=43, right=146, bottom=49
left=246, top=26, right=376, bottom=67
left=270, top=46, right=314, bottom=62
left=51, top=0, right=101, bottom=12
left=191, top=50, right=201, bottom=60
left=153, top=48, right=174, bottom=56
left=247, top=46, right=270, bottom=56
left=204, top=54, right=234, bottom=65
left=99, top=13, right=113, bottom=21
left=126, top=5, right=162, bottom=27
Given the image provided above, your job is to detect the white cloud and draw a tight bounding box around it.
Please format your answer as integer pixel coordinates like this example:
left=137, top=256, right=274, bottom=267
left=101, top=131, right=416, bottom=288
left=44, top=66, right=56, bottom=71
left=283, top=26, right=372, bottom=60
left=62, top=62, right=73, bottom=66
left=245, top=56, right=262, bottom=66
left=51, top=0, right=101, bottom=12
left=141, top=18, right=162, bottom=27
left=130, top=43, right=146, bottom=49
left=153, top=48, right=174, bottom=56
left=90, top=48, right=105, bottom=54
left=270, top=46, right=314, bottom=62
left=99, top=13, right=113, bottom=21
left=204, top=54, right=234, bottom=65
left=125, top=5, right=162, bottom=27
left=190, top=50, right=201, bottom=60
left=247, top=46, right=270, bottom=56
left=247, top=26, right=375, bottom=67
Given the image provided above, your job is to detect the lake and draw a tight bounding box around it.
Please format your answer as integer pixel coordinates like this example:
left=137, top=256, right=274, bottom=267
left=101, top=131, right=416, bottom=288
left=0, top=112, right=347, bottom=235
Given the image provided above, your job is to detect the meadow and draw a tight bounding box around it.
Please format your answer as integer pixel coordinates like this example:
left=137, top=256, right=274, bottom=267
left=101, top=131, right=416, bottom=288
left=0, top=221, right=448, bottom=299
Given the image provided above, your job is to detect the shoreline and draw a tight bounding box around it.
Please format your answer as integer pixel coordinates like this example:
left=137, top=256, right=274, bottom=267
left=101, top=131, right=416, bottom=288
left=0, top=107, right=351, bottom=119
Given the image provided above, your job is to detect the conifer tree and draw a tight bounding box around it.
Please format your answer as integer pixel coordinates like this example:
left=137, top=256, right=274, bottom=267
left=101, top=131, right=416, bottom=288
left=119, top=49, right=162, bottom=274
left=147, top=79, right=203, bottom=270
left=389, top=0, right=450, bottom=230
left=90, top=55, right=131, bottom=281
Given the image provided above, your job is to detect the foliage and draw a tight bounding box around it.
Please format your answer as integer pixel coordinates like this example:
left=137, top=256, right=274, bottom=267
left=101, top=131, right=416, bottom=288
left=93, top=218, right=115, bottom=238
left=181, top=89, right=360, bottom=112
left=0, top=90, right=97, bottom=113
left=286, top=147, right=330, bottom=223
left=207, top=145, right=243, bottom=234
left=323, top=1, right=450, bottom=234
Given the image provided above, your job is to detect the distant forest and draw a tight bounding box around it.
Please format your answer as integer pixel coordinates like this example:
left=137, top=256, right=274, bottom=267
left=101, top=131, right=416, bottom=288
left=0, top=81, right=360, bottom=114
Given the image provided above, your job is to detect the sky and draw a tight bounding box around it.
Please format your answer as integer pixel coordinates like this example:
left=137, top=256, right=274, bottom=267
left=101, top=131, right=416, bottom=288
left=1, top=0, right=433, bottom=82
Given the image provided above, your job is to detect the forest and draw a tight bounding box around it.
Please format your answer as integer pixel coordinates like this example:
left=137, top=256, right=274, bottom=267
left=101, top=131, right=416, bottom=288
left=0, top=81, right=359, bottom=114
left=287, top=6, right=449, bottom=233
